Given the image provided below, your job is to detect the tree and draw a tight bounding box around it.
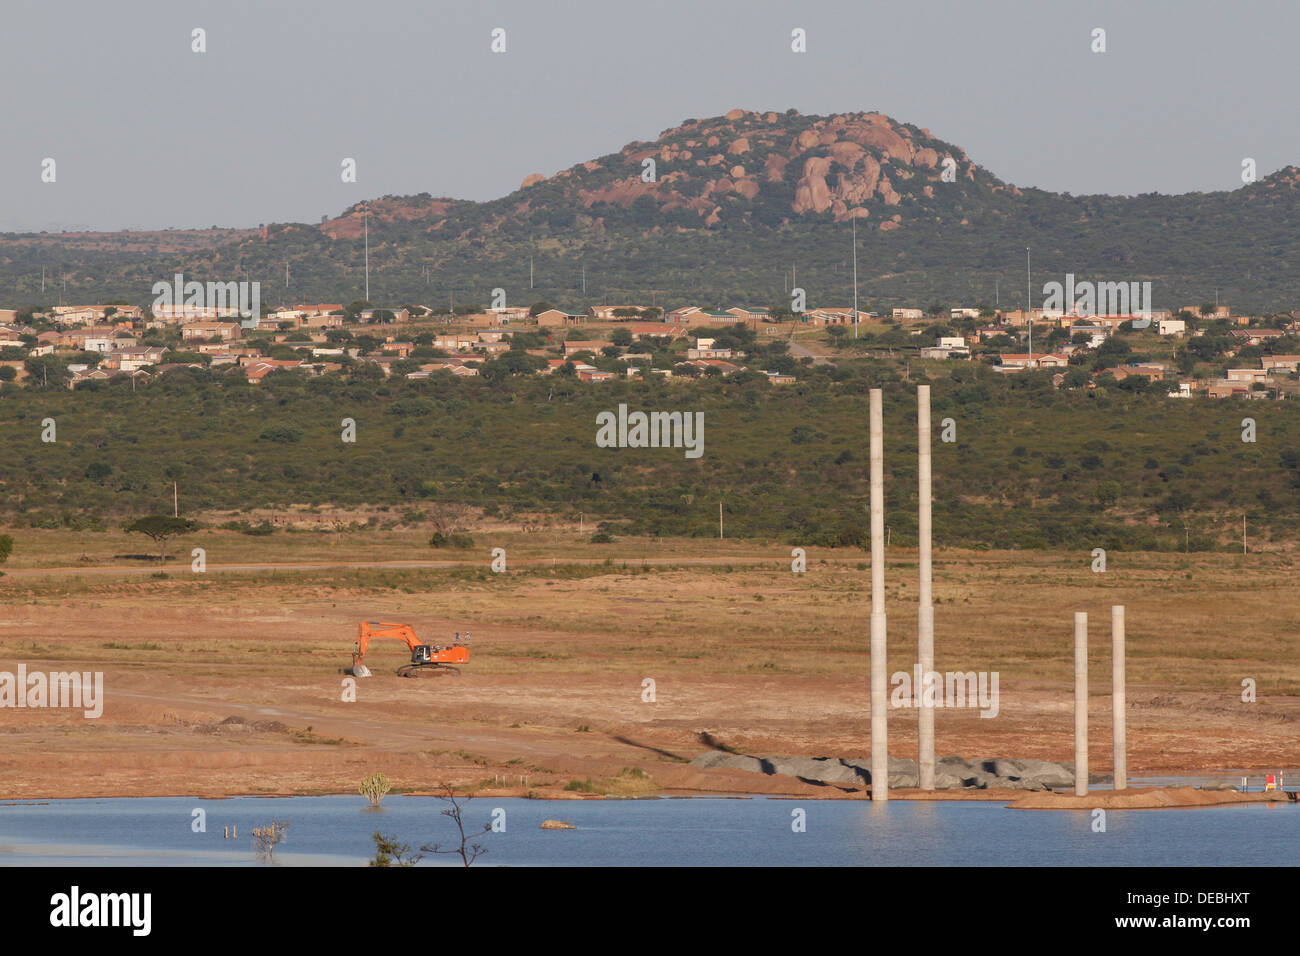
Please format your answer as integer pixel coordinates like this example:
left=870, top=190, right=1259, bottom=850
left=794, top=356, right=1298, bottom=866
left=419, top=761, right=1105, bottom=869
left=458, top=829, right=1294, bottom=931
left=418, top=784, right=491, bottom=867
left=251, top=819, right=290, bottom=862
left=125, top=516, right=198, bottom=563
left=359, top=772, right=392, bottom=809
left=0, top=534, right=12, bottom=569
left=370, top=832, right=423, bottom=867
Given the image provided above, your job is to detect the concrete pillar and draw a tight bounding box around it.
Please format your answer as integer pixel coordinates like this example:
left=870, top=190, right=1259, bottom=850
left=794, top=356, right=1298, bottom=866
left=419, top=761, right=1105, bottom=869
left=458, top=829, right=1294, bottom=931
left=917, top=384, right=935, bottom=791
left=1074, top=611, right=1088, bottom=797
left=869, top=389, right=888, bottom=801
left=1112, top=605, right=1127, bottom=791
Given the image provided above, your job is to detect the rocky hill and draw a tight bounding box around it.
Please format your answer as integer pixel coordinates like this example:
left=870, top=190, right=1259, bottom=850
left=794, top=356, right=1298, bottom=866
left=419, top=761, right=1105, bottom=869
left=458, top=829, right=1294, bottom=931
left=5, top=109, right=1300, bottom=312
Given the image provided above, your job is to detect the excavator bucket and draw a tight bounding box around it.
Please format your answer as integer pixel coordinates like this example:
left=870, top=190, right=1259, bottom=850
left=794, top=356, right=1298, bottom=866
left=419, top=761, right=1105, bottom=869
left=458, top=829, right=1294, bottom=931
left=351, top=662, right=372, bottom=678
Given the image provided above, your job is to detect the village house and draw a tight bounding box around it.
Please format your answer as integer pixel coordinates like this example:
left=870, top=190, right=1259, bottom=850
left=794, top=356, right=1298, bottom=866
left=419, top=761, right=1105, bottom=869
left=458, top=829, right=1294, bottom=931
left=563, top=340, right=601, bottom=357
left=1231, top=329, right=1287, bottom=347
left=690, top=309, right=739, bottom=326
left=182, top=321, right=242, bottom=342
left=805, top=308, right=866, bottom=326
left=727, top=306, right=770, bottom=324
left=687, top=338, right=736, bottom=360
left=487, top=306, right=530, bottom=324
left=242, top=360, right=306, bottom=383
left=892, top=308, right=924, bottom=321
left=577, top=367, right=616, bottom=383
left=295, top=303, right=343, bottom=317
left=535, top=308, right=587, bottom=328
left=1206, top=380, right=1258, bottom=399
left=1184, top=304, right=1231, bottom=321
left=1109, top=363, right=1167, bottom=382
left=1261, top=355, right=1300, bottom=374
left=358, top=308, right=411, bottom=325
left=667, top=306, right=702, bottom=324
left=1226, top=368, right=1271, bottom=384
left=103, top=346, right=166, bottom=371
left=627, top=323, right=685, bottom=340
left=1158, top=318, right=1187, bottom=336
left=677, top=358, right=745, bottom=376
left=998, top=352, right=1068, bottom=370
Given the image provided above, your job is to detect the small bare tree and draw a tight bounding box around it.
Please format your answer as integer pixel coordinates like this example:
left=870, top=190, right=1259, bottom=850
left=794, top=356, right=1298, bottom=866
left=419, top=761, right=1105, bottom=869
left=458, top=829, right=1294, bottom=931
left=359, top=772, right=392, bottom=809
left=427, top=502, right=473, bottom=537
left=251, top=819, right=290, bottom=862
left=419, top=784, right=491, bottom=867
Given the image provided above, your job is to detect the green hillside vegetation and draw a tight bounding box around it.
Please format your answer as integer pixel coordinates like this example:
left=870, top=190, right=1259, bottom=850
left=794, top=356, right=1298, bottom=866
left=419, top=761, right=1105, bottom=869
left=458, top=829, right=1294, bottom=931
left=1, top=346, right=1293, bottom=552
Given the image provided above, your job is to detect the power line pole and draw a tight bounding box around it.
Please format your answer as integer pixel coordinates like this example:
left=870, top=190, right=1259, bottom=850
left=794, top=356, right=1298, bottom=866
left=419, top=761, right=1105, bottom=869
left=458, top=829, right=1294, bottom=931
left=1026, top=247, right=1032, bottom=365
left=852, top=217, right=859, bottom=340
left=364, top=211, right=370, bottom=302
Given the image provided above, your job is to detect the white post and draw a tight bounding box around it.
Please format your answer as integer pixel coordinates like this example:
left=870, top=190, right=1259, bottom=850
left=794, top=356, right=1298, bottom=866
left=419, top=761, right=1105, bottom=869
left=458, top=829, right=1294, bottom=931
left=869, top=389, right=888, bottom=801
left=1112, top=605, right=1127, bottom=791
left=917, top=384, right=935, bottom=790
left=1075, top=611, right=1089, bottom=797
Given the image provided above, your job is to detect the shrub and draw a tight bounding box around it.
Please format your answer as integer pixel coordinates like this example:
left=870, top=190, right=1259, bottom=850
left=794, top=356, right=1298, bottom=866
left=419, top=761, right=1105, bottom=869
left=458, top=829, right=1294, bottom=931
left=359, top=772, right=392, bottom=809
left=251, top=819, right=290, bottom=862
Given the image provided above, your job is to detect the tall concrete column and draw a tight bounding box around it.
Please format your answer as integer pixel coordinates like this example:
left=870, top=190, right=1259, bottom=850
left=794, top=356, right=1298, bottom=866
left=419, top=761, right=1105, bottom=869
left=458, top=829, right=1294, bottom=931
left=1112, top=605, right=1127, bottom=791
left=1074, top=611, right=1088, bottom=797
left=869, top=389, right=888, bottom=801
left=917, top=385, right=935, bottom=790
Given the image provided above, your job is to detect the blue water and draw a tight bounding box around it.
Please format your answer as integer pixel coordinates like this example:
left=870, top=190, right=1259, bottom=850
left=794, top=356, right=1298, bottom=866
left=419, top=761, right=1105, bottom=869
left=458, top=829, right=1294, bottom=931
left=0, top=795, right=1295, bottom=866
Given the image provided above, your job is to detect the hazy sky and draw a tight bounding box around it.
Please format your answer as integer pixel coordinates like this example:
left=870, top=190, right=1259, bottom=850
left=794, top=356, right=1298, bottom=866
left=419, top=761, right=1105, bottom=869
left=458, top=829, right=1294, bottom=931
left=1, top=0, right=1293, bottom=232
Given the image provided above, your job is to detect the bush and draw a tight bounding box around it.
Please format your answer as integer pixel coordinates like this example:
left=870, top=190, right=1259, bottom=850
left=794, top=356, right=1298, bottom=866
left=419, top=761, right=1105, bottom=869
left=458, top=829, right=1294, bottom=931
left=251, top=819, right=290, bottom=862
left=429, top=532, right=474, bottom=549
left=590, top=531, right=615, bottom=543
left=359, top=772, right=392, bottom=809
left=258, top=424, right=303, bottom=443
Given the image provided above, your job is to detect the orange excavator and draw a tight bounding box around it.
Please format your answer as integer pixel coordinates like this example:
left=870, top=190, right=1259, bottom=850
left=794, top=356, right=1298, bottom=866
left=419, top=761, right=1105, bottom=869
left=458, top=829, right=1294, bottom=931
left=350, top=621, right=470, bottom=678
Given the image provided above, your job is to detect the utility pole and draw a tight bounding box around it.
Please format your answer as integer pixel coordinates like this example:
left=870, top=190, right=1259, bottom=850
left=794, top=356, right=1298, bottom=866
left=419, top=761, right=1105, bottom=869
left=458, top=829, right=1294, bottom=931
left=173, top=482, right=179, bottom=518
left=1026, top=247, right=1032, bottom=366
left=869, top=388, right=889, bottom=801
left=718, top=500, right=723, bottom=539
left=852, top=217, right=859, bottom=340
left=364, top=211, right=370, bottom=302
left=917, top=384, right=935, bottom=791
left=1074, top=612, right=1089, bottom=797
left=530, top=256, right=534, bottom=290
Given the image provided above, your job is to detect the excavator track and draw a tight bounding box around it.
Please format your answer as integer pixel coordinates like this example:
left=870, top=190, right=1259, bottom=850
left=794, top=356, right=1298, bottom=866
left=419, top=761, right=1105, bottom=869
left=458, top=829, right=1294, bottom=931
left=396, top=662, right=462, bottom=678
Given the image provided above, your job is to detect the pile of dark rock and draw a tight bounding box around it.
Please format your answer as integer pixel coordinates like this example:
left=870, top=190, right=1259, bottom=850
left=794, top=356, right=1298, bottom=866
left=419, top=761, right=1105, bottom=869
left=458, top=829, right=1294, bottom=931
left=690, top=752, right=1088, bottom=791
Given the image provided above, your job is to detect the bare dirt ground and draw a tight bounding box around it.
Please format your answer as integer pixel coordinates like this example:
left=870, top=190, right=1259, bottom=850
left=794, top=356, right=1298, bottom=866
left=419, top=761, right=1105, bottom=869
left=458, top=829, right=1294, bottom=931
left=1, top=536, right=1297, bottom=801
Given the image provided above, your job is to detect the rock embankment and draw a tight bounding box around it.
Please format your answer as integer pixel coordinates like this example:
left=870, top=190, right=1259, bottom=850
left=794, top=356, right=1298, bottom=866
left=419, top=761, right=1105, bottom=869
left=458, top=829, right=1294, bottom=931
left=690, top=752, right=1083, bottom=791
